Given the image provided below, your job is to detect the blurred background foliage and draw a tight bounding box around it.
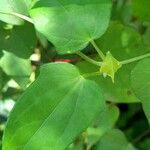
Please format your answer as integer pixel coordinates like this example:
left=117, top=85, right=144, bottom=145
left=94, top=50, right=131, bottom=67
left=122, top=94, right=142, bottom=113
left=0, top=0, right=150, bottom=149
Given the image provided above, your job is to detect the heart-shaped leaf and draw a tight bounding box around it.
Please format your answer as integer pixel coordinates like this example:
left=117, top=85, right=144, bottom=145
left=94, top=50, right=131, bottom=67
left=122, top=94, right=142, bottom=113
left=131, top=59, right=150, bottom=124
left=30, top=0, right=112, bottom=54
left=0, top=51, right=32, bottom=88
left=3, top=63, right=105, bottom=150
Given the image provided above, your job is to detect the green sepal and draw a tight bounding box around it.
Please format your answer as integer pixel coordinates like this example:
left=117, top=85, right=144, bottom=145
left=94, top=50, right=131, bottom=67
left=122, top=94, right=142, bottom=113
left=100, top=51, right=122, bottom=82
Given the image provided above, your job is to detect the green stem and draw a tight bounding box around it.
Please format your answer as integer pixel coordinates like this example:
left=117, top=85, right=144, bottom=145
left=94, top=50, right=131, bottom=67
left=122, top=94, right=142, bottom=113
left=82, top=71, right=101, bottom=78
left=132, top=129, right=150, bottom=144
left=0, top=11, right=34, bottom=24
left=121, top=53, right=150, bottom=65
left=77, top=52, right=102, bottom=66
left=90, top=40, right=105, bottom=60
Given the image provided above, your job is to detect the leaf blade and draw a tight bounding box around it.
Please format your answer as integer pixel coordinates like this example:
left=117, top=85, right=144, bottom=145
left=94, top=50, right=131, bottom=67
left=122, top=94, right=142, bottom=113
left=30, top=0, right=112, bottom=54
left=131, top=59, right=150, bottom=124
left=3, top=63, right=105, bottom=150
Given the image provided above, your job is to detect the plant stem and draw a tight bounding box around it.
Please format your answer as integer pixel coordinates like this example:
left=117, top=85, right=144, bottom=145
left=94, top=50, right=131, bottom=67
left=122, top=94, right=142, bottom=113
left=82, top=71, right=101, bottom=78
left=77, top=52, right=102, bottom=66
left=121, top=53, right=150, bottom=65
left=90, top=40, right=105, bottom=60
left=0, top=11, right=34, bottom=24
left=132, top=129, right=150, bottom=144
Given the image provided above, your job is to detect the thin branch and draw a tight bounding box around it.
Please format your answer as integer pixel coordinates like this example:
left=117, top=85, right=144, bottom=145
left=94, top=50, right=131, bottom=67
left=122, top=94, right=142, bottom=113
left=90, top=40, right=105, bottom=60
left=132, top=129, right=150, bottom=144
left=121, top=53, right=150, bottom=65
left=77, top=52, right=102, bottom=66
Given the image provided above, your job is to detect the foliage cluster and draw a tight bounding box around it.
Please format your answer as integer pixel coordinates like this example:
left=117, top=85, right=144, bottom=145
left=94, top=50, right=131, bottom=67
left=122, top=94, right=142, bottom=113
left=0, top=0, right=150, bottom=150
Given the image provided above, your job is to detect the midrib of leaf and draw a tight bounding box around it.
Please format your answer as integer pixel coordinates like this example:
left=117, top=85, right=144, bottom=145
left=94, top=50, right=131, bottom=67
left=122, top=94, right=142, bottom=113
left=8, top=75, right=78, bottom=125
left=20, top=76, right=84, bottom=149
left=36, top=1, right=105, bottom=41
left=54, top=80, right=84, bottom=149
left=4, top=75, right=80, bottom=149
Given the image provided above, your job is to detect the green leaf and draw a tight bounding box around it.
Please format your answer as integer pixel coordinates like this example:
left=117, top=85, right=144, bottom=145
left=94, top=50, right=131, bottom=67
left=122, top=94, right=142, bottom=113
left=143, top=24, right=150, bottom=49
left=86, top=105, right=119, bottom=148
left=30, top=0, right=112, bottom=54
left=0, top=0, right=32, bottom=25
left=67, top=143, right=84, bottom=150
left=0, top=22, right=37, bottom=58
left=2, top=63, right=105, bottom=150
left=100, top=52, right=122, bottom=82
left=96, top=129, right=136, bottom=150
left=131, top=59, right=150, bottom=124
left=0, top=69, right=9, bottom=94
left=132, top=0, right=150, bottom=21
left=96, top=105, right=119, bottom=131
left=112, top=0, right=132, bottom=23
left=0, top=51, right=32, bottom=77
left=138, top=138, right=150, bottom=150
left=96, top=22, right=147, bottom=60
left=0, top=51, right=32, bottom=88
